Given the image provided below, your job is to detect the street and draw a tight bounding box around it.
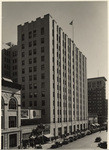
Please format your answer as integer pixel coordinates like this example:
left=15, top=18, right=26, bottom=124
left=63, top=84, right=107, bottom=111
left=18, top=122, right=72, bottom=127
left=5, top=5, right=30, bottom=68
left=59, top=131, right=107, bottom=149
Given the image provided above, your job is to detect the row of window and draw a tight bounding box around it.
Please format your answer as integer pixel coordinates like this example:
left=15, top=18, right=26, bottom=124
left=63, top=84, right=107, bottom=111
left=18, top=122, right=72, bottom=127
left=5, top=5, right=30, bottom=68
left=22, top=73, right=45, bottom=82
left=22, top=38, right=44, bottom=49
left=22, top=91, right=45, bottom=98
left=21, top=27, right=44, bottom=41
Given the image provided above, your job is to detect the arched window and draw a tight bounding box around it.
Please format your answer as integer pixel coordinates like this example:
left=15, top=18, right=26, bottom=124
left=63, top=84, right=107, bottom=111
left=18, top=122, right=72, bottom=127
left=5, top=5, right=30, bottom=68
left=1, top=97, right=4, bottom=109
left=9, top=98, right=17, bottom=109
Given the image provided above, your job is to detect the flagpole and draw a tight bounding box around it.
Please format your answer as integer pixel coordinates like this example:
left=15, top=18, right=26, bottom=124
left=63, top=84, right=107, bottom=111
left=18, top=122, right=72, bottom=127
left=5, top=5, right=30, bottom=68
left=69, top=20, right=74, bottom=42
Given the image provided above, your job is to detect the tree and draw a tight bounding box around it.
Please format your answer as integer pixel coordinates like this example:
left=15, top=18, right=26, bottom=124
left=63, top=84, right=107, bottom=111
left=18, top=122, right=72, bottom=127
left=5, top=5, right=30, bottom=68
left=31, top=124, right=45, bottom=137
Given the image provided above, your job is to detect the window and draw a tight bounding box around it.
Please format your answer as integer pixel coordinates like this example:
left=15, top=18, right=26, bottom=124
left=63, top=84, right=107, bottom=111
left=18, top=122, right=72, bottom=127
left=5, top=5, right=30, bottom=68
left=34, top=83, right=37, bottom=89
left=34, top=101, right=37, bottom=106
left=29, top=84, right=32, bottom=89
left=41, top=47, right=44, bottom=53
left=9, top=116, right=16, bottom=128
left=9, top=134, right=17, bottom=148
left=33, top=58, right=37, bottom=63
left=29, top=59, right=32, bottom=64
left=34, top=93, right=37, bottom=97
left=29, top=31, right=32, bottom=39
left=29, top=67, right=32, bottom=72
left=41, top=38, right=44, bottom=44
left=41, top=73, right=45, bottom=79
left=22, top=34, right=25, bottom=41
left=42, top=100, right=45, bottom=106
left=42, top=91, right=45, bottom=97
left=34, top=75, right=37, bottom=80
left=41, top=56, right=44, bottom=61
left=33, top=49, right=36, bottom=54
left=22, top=60, right=25, bottom=65
left=29, top=50, right=32, bottom=55
left=22, top=93, right=25, bottom=99
left=34, top=66, right=37, bottom=72
left=29, top=42, right=32, bottom=47
left=29, top=101, right=32, bottom=107
left=42, top=109, right=45, bottom=115
left=22, top=44, right=25, bottom=49
left=29, top=93, right=32, bottom=98
left=33, top=40, right=36, bottom=46
left=41, top=82, right=45, bottom=88
left=22, top=68, right=25, bottom=74
left=22, top=101, right=25, bottom=107
left=22, top=52, right=25, bottom=57
left=9, top=98, right=17, bottom=109
left=41, top=27, right=44, bottom=35
left=33, top=30, right=36, bottom=37
left=29, top=75, right=32, bottom=81
left=41, top=64, right=45, bottom=70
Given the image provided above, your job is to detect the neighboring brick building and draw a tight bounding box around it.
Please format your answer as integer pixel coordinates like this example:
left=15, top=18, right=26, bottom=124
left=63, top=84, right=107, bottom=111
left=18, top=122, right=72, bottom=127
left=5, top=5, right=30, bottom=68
left=2, top=45, right=18, bottom=83
left=1, top=78, right=21, bottom=149
left=17, top=14, right=88, bottom=136
left=88, top=77, right=107, bottom=125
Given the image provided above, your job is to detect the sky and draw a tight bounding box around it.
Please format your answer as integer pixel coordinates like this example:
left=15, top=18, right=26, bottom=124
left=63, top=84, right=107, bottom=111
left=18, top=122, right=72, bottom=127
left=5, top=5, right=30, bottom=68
left=2, top=1, right=108, bottom=82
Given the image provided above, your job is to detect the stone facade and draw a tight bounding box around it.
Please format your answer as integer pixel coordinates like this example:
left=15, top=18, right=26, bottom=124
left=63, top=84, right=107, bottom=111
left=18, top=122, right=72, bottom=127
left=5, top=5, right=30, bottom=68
left=1, top=78, right=21, bottom=149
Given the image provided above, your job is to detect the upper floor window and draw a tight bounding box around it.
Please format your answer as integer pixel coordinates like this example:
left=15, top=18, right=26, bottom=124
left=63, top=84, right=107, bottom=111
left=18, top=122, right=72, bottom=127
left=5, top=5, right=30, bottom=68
left=41, top=47, right=44, bottom=53
left=41, top=27, right=44, bottom=35
left=33, top=30, right=36, bottom=37
left=33, top=40, right=36, bottom=46
left=29, top=42, right=32, bottom=47
left=41, top=56, right=44, bottom=62
left=41, top=38, right=44, bottom=44
left=22, top=44, right=25, bottom=49
left=9, top=98, right=17, bottom=109
left=22, top=34, right=25, bottom=41
left=9, top=116, right=17, bottom=128
left=29, top=31, right=32, bottom=39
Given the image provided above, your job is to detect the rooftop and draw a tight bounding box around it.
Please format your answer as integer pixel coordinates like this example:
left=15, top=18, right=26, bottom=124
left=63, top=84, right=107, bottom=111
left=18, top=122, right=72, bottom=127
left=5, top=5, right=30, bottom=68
left=88, top=77, right=107, bottom=81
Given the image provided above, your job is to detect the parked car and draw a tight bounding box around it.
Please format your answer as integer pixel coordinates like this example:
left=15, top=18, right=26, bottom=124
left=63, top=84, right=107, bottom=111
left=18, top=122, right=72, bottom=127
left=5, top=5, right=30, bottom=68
left=55, top=142, right=62, bottom=147
left=86, top=130, right=91, bottom=135
left=77, top=132, right=82, bottom=139
left=36, top=144, right=42, bottom=149
left=98, top=141, right=107, bottom=149
left=95, top=137, right=102, bottom=142
left=81, top=131, right=85, bottom=137
left=69, top=136, right=74, bottom=142
left=50, top=144, right=58, bottom=149
left=62, top=138, right=69, bottom=145
left=73, top=134, right=78, bottom=141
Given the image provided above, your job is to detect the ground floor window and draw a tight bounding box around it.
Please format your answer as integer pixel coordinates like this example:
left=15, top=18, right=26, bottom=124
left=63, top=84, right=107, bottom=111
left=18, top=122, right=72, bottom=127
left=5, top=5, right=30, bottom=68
left=9, top=134, right=17, bottom=148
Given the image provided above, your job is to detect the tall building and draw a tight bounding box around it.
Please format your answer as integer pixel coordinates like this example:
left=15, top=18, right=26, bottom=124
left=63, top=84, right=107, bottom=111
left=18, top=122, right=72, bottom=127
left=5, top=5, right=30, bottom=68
left=17, top=14, right=88, bottom=136
left=1, top=78, right=21, bottom=149
left=2, top=45, right=18, bottom=83
left=88, top=77, right=107, bottom=125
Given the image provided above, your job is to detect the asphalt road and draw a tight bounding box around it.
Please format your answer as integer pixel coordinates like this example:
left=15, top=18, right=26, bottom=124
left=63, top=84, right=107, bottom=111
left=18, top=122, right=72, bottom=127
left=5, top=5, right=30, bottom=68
left=59, top=131, right=107, bottom=149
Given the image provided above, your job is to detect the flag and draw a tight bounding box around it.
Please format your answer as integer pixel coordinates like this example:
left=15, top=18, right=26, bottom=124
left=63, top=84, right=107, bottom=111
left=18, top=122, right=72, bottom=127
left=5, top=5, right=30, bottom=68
left=69, top=20, right=74, bottom=25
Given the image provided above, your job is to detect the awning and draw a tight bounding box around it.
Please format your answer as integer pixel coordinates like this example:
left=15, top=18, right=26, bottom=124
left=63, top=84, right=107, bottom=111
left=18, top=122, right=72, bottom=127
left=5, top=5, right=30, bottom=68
left=44, top=134, right=54, bottom=138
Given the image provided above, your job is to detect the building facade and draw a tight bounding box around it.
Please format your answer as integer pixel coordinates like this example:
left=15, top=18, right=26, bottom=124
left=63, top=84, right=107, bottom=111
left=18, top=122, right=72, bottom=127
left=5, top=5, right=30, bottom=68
left=2, top=45, right=18, bottom=83
left=1, top=78, right=21, bottom=149
left=88, top=77, right=107, bottom=125
left=17, top=14, right=88, bottom=136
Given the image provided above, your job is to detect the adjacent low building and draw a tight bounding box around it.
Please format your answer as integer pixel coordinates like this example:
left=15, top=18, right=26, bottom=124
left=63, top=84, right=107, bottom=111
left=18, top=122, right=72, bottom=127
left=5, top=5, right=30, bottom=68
left=1, top=78, right=21, bottom=149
